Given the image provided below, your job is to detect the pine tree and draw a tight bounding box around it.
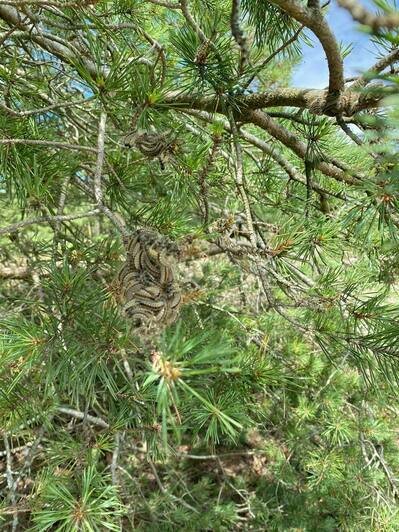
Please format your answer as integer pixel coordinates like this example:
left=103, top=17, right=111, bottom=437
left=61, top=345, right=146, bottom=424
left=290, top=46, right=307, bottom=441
left=0, top=0, right=399, bottom=530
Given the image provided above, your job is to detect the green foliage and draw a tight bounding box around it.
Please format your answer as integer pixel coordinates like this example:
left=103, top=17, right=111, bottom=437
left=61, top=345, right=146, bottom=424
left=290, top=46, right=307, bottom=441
left=1, top=0, right=399, bottom=530
left=32, top=463, right=124, bottom=531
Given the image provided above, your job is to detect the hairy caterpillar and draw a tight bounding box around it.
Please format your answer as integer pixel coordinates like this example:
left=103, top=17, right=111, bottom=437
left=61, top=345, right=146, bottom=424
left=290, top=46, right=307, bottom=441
left=123, top=130, right=179, bottom=169
left=117, top=229, right=181, bottom=331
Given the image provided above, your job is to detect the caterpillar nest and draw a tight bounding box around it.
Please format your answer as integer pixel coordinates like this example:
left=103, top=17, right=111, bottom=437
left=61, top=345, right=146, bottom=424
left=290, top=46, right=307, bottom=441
left=123, top=130, right=179, bottom=169
left=117, top=229, right=181, bottom=332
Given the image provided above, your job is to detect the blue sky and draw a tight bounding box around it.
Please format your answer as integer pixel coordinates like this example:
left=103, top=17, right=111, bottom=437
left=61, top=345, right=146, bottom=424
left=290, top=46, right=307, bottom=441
left=292, top=1, right=380, bottom=88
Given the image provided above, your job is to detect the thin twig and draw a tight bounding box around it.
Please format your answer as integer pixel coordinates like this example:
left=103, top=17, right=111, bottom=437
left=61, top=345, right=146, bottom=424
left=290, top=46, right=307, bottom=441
left=0, top=209, right=100, bottom=236
left=197, top=134, right=221, bottom=225
left=2, top=433, right=18, bottom=532
left=74, top=175, right=129, bottom=236
left=179, top=0, right=208, bottom=42
left=147, top=458, right=199, bottom=513
left=94, top=111, right=107, bottom=205
left=228, top=109, right=257, bottom=248
left=337, top=0, right=399, bottom=30
left=0, top=138, right=97, bottom=152
left=111, top=432, right=121, bottom=487
left=230, top=0, right=248, bottom=74
left=244, top=25, right=304, bottom=89
left=0, top=98, right=91, bottom=117
left=12, top=426, right=46, bottom=493
left=145, top=0, right=179, bottom=7
left=57, top=406, right=109, bottom=429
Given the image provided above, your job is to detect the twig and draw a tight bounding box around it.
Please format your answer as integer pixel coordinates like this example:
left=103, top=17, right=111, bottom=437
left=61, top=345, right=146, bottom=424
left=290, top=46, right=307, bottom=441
left=244, top=26, right=304, bottom=89
left=57, top=407, right=109, bottom=429
left=0, top=442, right=33, bottom=458
left=182, top=109, right=347, bottom=200
left=227, top=108, right=257, bottom=248
left=0, top=138, right=97, bottom=152
left=178, top=450, right=259, bottom=460
left=0, top=13, right=29, bottom=45
left=337, top=0, right=399, bottom=31
left=121, top=349, right=134, bottom=381
left=352, top=47, right=399, bottom=89
left=230, top=0, right=248, bottom=74
left=142, top=30, right=167, bottom=87
left=94, top=111, right=107, bottom=205
left=179, top=0, right=208, bottom=42
left=145, top=0, right=179, bottom=7
left=147, top=458, right=199, bottom=513
left=0, top=98, right=91, bottom=117
left=111, top=432, right=121, bottom=487
left=0, top=209, right=100, bottom=236
left=2, top=433, right=18, bottom=532
left=268, top=0, right=344, bottom=97
left=74, top=175, right=129, bottom=236
left=337, top=117, right=363, bottom=146
left=197, top=134, right=221, bottom=225
left=0, top=1, right=83, bottom=6
left=247, top=110, right=358, bottom=184
left=55, top=175, right=72, bottom=238
left=12, top=426, right=46, bottom=494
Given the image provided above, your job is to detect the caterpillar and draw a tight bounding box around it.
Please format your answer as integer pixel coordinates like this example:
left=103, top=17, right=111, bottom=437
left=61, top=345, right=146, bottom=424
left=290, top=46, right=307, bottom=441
left=123, top=130, right=180, bottom=170
left=117, top=229, right=182, bottom=332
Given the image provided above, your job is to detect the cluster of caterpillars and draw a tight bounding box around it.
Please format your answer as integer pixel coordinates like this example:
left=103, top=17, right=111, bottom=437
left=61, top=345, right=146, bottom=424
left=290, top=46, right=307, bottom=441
left=118, top=229, right=181, bottom=331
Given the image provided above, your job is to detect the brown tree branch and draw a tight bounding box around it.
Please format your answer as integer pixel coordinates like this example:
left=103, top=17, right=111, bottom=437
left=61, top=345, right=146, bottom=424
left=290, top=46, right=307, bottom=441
left=228, top=108, right=258, bottom=248
left=183, top=109, right=346, bottom=198
left=230, top=0, right=248, bottom=74
left=0, top=4, right=100, bottom=79
left=246, top=110, right=358, bottom=184
left=267, top=0, right=344, bottom=97
left=179, top=0, right=208, bottom=42
left=337, top=0, right=399, bottom=30
left=145, top=0, right=180, bottom=7
left=74, top=175, right=129, bottom=237
left=0, top=98, right=91, bottom=117
left=352, top=47, right=399, bottom=88
left=163, top=87, right=381, bottom=116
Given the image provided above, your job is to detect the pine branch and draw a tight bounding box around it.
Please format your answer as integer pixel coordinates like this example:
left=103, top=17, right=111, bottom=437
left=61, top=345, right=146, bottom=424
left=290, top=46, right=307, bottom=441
left=337, top=0, right=399, bottom=30
left=243, top=25, right=304, bottom=89
left=111, top=432, right=122, bottom=487
left=336, top=117, right=363, bottom=146
left=0, top=4, right=102, bottom=80
left=145, top=0, right=180, bottom=8
left=246, top=110, right=358, bottom=184
left=197, top=134, right=221, bottom=225
left=352, top=47, right=399, bottom=88
left=2, top=433, right=18, bottom=532
left=163, top=87, right=381, bottom=116
left=183, top=109, right=347, bottom=199
left=179, top=0, right=208, bottom=42
left=230, top=0, right=248, bottom=74
left=228, top=108, right=257, bottom=248
left=74, top=175, right=129, bottom=236
left=57, top=407, right=110, bottom=429
left=0, top=98, right=90, bottom=117
left=0, top=210, right=100, bottom=236
left=0, top=138, right=97, bottom=153
left=268, top=0, right=344, bottom=98
left=94, top=111, right=107, bottom=205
